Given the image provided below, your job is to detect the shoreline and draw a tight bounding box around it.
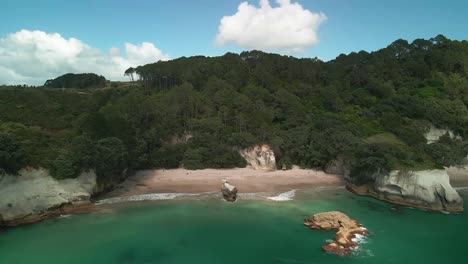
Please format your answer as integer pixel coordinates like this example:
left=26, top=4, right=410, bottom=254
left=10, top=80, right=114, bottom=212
left=100, top=167, right=344, bottom=199
left=3, top=166, right=467, bottom=227
left=346, top=184, right=465, bottom=214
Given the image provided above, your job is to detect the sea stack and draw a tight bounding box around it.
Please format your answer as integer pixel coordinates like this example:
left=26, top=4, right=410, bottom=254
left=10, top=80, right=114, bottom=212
left=221, top=179, right=238, bottom=202
left=304, top=211, right=369, bottom=256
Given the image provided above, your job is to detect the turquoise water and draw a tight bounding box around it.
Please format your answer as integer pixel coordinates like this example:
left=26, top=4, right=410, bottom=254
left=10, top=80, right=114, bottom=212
left=0, top=188, right=466, bottom=264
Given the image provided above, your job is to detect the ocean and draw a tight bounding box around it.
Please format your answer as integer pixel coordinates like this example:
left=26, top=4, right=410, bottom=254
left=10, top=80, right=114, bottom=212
left=0, top=188, right=466, bottom=264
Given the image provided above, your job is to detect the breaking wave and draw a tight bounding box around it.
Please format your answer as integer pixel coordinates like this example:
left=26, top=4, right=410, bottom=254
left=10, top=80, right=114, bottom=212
left=351, top=233, right=368, bottom=244
left=267, top=190, right=296, bottom=201
left=97, top=193, right=193, bottom=204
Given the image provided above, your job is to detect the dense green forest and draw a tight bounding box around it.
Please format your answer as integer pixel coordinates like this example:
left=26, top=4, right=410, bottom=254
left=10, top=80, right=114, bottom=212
left=44, top=73, right=106, bottom=89
left=1, top=35, right=468, bottom=188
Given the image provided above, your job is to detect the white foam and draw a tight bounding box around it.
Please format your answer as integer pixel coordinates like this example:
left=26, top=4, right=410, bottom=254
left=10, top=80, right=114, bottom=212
left=351, top=234, right=367, bottom=244
left=97, top=193, right=188, bottom=204
left=58, top=214, right=71, bottom=219
left=267, top=190, right=296, bottom=201
left=237, top=193, right=264, bottom=200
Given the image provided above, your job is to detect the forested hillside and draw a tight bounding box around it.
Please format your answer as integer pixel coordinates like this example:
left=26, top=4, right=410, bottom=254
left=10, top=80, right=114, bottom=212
left=1, top=35, right=468, bottom=187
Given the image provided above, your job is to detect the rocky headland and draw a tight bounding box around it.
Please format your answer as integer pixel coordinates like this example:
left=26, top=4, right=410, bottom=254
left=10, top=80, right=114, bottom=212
left=334, top=127, right=467, bottom=213
left=0, top=168, right=98, bottom=226
left=347, top=169, right=464, bottom=213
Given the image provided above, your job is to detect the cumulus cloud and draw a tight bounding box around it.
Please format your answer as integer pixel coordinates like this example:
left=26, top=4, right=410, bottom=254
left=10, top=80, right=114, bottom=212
left=215, top=0, right=327, bottom=53
left=0, top=30, right=170, bottom=85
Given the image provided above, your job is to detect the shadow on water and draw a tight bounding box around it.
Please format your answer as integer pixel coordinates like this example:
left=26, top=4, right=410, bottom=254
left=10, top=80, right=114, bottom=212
left=178, top=238, right=191, bottom=248
left=354, top=196, right=405, bottom=215
left=275, top=257, right=312, bottom=264
left=116, top=248, right=136, bottom=264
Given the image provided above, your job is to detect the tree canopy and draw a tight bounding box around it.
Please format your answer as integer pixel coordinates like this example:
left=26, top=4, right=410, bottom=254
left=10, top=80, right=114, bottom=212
left=44, top=73, right=106, bottom=88
left=1, top=35, right=468, bottom=186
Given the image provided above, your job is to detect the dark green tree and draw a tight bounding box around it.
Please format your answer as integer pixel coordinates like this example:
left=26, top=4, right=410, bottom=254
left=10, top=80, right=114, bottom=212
left=0, top=133, right=26, bottom=175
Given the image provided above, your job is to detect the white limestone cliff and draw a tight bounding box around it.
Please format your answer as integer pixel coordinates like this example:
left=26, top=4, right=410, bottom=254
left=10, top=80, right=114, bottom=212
left=239, top=144, right=276, bottom=170
left=0, top=168, right=97, bottom=226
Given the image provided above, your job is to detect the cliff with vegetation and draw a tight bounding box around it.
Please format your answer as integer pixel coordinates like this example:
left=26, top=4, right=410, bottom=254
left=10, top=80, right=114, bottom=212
left=1, top=35, right=468, bottom=217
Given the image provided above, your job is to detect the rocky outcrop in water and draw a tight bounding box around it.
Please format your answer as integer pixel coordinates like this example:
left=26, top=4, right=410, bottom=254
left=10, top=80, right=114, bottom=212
left=0, top=168, right=97, bottom=226
left=221, top=179, right=237, bottom=202
left=239, top=144, right=276, bottom=170
left=347, top=169, right=464, bottom=212
left=304, top=211, right=368, bottom=256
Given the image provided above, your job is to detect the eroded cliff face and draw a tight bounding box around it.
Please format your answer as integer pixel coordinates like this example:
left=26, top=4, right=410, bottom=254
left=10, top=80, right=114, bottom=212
left=239, top=144, right=276, bottom=170
left=348, top=170, right=463, bottom=212
left=0, top=168, right=97, bottom=226
left=424, top=126, right=462, bottom=144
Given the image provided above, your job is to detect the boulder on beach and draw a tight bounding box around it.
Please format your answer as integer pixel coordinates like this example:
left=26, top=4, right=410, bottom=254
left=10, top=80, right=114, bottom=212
left=221, top=179, right=238, bottom=202
left=304, top=211, right=368, bottom=256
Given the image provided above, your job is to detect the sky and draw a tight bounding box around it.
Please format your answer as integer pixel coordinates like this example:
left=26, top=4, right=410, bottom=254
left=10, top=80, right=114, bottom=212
left=1, top=0, right=467, bottom=85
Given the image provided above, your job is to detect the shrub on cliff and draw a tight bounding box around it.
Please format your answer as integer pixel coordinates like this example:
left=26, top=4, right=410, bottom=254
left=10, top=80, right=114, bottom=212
left=151, top=144, right=186, bottom=169
left=0, top=133, right=26, bottom=175
left=50, top=151, right=80, bottom=179
left=425, top=135, right=466, bottom=168
left=182, top=133, right=247, bottom=170
left=94, top=137, right=128, bottom=185
left=349, top=143, right=403, bottom=184
left=50, top=136, right=95, bottom=179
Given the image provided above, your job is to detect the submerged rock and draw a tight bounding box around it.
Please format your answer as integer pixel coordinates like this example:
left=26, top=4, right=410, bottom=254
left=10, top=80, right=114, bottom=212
left=221, top=179, right=238, bottom=202
left=348, top=170, right=464, bottom=213
left=304, top=211, right=368, bottom=256
left=239, top=144, right=276, bottom=170
left=0, top=168, right=97, bottom=226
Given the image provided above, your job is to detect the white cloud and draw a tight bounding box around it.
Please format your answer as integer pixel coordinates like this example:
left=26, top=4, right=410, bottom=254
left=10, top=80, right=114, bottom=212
left=215, top=0, right=327, bottom=53
left=0, top=30, right=170, bottom=85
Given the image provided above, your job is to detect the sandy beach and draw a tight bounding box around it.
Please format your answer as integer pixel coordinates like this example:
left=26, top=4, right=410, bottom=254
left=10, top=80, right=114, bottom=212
left=102, top=167, right=344, bottom=198
left=447, top=167, right=468, bottom=187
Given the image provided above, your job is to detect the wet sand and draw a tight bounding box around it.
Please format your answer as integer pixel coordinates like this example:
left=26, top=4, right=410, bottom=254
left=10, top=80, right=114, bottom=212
left=102, top=167, right=344, bottom=198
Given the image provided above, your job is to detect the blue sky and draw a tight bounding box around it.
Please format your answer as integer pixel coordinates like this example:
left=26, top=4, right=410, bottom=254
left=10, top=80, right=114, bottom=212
left=1, top=0, right=467, bottom=84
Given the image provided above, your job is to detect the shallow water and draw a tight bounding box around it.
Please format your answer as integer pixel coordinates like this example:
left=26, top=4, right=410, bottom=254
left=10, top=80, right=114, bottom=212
left=0, top=188, right=466, bottom=264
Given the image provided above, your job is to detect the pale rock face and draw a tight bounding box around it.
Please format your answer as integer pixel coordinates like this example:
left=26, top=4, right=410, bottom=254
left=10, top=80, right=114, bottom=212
left=424, top=126, right=462, bottom=144
left=167, top=133, right=193, bottom=145
left=239, top=144, right=276, bottom=170
left=0, top=168, right=97, bottom=224
left=373, top=170, right=463, bottom=212
left=221, top=179, right=238, bottom=202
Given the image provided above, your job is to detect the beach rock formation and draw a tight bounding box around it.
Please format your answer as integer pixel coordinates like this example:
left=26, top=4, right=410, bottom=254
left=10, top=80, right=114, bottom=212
left=304, top=211, right=368, bottom=256
left=239, top=144, right=276, bottom=170
left=347, top=169, right=464, bottom=212
left=0, top=168, right=97, bottom=226
left=221, top=179, right=238, bottom=202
